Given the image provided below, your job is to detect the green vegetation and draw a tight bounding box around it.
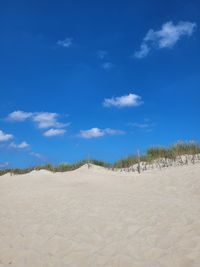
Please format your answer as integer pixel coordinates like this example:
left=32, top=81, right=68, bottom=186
left=113, top=155, right=148, bottom=169
left=114, top=141, right=200, bottom=168
left=0, top=159, right=110, bottom=176
left=170, top=141, right=200, bottom=157
left=0, top=141, right=199, bottom=176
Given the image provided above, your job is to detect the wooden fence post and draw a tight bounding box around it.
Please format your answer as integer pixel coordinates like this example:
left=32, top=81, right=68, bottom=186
left=137, top=149, right=141, bottom=174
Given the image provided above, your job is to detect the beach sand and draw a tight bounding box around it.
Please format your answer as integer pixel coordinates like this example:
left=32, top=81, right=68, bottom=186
left=0, top=164, right=200, bottom=267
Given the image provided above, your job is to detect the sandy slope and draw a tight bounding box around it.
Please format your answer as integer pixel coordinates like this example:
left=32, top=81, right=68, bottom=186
left=0, top=164, right=200, bottom=267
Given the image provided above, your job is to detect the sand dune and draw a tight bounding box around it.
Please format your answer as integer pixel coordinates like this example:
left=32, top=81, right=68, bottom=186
left=0, top=164, right=200, bottom=267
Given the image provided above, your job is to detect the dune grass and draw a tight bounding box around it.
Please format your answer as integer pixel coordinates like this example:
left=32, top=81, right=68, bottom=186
left=0, top=141, right=199, bottom=176
left=0, top=159, right=110, bottom=176
left=114, top=141, right=200, bottom=168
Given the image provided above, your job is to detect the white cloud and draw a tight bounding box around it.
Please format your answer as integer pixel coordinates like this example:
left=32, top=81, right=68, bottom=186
left=79, top=127, right=124, bottom=139
left=135, top=21, right=197, bottom=58
left=9, top=141, right=29, bottom=149
left=33, top=112, right=66, bottom=129
left=97, top=50, right=107, bottom=59
left=7, top=111, right=32, bottom=121
left=80, top=128, right=104, bottom=139
left=57, top=38, right=73, bottom=48
left=102, top=62, right=113, bottom=70
left=43, top=128, right=66, bottom=137
left=0, top=130, right=13, bottom=142
left=103, top=93, right=142, bottom=108
left=6, top=111, right=68, bottom=133
left=134, top=43, right=150, bottom=59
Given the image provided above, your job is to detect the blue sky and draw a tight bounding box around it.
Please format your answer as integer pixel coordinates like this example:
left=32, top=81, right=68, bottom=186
left=0, top=0, right=200, bottom=168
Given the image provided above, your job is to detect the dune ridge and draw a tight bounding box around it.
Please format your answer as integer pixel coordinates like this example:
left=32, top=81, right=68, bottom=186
left=0, top=163, right=200, bottom=266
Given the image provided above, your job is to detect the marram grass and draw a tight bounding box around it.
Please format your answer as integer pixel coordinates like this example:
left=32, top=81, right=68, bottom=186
left=0, top=141, right=200, bottom=176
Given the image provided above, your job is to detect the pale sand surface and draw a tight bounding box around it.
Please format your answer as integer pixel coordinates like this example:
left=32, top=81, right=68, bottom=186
left=0, top=164, right=200, bottom=267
